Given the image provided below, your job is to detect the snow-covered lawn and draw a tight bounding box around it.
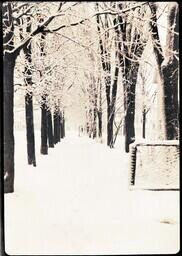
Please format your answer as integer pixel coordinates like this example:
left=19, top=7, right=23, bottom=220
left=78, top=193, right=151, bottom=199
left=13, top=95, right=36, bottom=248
left=4, top=131, right=180, bottom=255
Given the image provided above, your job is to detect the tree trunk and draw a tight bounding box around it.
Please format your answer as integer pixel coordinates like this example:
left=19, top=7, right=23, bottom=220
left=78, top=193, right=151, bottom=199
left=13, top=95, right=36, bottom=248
left=92, top=90, right=97, bottom=139
left=106, top=14, right=120, bottom=148
left=86, top=121, right=89, bottom=135
left=124, top=63, right=139, bottom=152
left=162, top=4, right=179, bottom=139
left=142, top=109, right=146, bottom=139
left=4, top=54, right=16, bottom=193
left=97, top=111, right=102, bottom=138
left=88, top=108, right=93, bottom=138
left=97, top=79, right=102, bottom=138
left=149, top=2, right=179, bottom=140
left=25, top=93, right=36, bottom=165
left=116, top=3, right=145, bottom=152
left=60, top=112, right=63, bottom=139
left=109, top=64, right=119, bottom=148
left=57, top=111, right=61, bottom=142
left=92, top=108, right=97, bottom=139
left=92, top=80, right=97, bottom=139
left=162, top=63, right=178, bottom=139
left=40, top=95, right=48, bottom=154
left=23, top=22, right=36, bottom=166
left=39, top=29, right=49, bottom=154
left=53, top=108, right=60, bottom=144
left=3, top=3, right=16, bottom=193
left=107, top=111, right=114, bottom=147
left=106, top=77, right=111, bottom=146
left=47, top=109, right=54, bottom=148
left=96, top=10, right=112, bottom=146
left=120, top=44, right=143, bottom=152
left=53, top=111, right=58, bottom=144
left=60, top=111, right=65, bottom=139
left=62, top=111, right=65, bottom=137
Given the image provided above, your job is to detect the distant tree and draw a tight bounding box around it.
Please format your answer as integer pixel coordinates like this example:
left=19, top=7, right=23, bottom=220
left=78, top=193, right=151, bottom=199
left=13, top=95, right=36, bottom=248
left=97, top=77, right=103, bottom=138
left=96, top=3, right=118, bottom=147
left=39, top=29, right=49, bottom=155
left=116, top=2, right=147, bottom=152
left=53, top=105, right=61, bottom=144
left=47, top=108, right=54, bottom=147
left=87, top=74, right=98, bottom=139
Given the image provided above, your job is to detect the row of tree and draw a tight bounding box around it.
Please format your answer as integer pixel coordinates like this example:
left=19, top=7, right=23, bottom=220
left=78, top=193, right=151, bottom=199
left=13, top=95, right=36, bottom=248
left=82, top=2, right=179, bottom=151
left=3, top=2, right=179, bottom=193
left=22, top=18, right=65, bottom=166
left=3, top=2, right=68, bottom=193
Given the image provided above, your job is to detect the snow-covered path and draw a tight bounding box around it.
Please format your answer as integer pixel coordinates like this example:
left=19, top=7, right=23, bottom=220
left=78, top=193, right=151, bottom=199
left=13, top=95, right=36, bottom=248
left=4, top=131, right=179, bottom=255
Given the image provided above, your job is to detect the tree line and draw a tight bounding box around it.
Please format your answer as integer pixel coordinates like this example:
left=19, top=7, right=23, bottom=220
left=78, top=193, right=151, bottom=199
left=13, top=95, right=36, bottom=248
left=3, top=2, right=179, bottom=193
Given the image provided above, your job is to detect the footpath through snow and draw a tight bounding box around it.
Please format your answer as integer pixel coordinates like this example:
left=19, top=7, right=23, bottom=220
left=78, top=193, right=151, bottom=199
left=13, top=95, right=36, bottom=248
left=4, top=131, right=180, bottom=255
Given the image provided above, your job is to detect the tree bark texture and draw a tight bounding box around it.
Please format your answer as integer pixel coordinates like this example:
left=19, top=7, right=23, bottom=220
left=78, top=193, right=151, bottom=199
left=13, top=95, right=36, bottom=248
left=57, top=111, right=61, bottom=142
left=25, top=92, right=36, bottom=165
left=40, top=95, right=48, bottom=154
left=93, top=85, right=97, bottom=139
left=124, top=63, right=140, bottom=152
left=3, top=3, right=15, bottom=193
left=149, top=2, right=179, bottom=140
left=47, top=109, right=54, bottom=148
left=53, top=108, right=61, bottom=144
left=162, top=4, right=179, bottom=139
left=4, top=54, right=15, bottom=193
left=62, top=111, right=65, bottom=137
left=106, top=14, right=122, bottom=148
left=60, top=111, right=64, bottom=139
left=23, top=20, right=36, bottom=166
left=117, top=4, right=145, bottom=152
left=96, top=10, right=113, bottom=146
left=97, top=111, right=102, bottom=138
left=88, top=108, right=93, bottom=138
left=97, top=79, right=102, bottom=138
left=142, top=109, right=146, bottom=139
left=108, top=63, right=119, bottom=148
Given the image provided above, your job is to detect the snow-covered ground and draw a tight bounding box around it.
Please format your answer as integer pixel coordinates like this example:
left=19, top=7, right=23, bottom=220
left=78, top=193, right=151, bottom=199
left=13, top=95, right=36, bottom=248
left=4, top=130, right=180, bottom=255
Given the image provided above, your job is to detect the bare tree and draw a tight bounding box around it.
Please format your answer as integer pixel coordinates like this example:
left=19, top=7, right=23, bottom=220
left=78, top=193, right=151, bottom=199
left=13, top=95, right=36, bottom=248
left=3, top=2, right=89, bottom=193
left=117, top=2, right=147, bottom=152
left=149, top=2, right=179, bottom=140
left=3, top=2, right=179, bottom=194
left=18, top=15, right=37, bottom=166
left=96, top=3, right=117, bottom=147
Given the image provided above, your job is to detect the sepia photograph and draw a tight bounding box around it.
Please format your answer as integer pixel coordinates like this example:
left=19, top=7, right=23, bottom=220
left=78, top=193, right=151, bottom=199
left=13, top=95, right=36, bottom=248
left=2, top=1, right=179, bottom=255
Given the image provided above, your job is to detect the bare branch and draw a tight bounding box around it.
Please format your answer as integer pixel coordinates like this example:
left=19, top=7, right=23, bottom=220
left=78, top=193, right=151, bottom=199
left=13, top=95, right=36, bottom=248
left=12, top=3, right=29, bottom=13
